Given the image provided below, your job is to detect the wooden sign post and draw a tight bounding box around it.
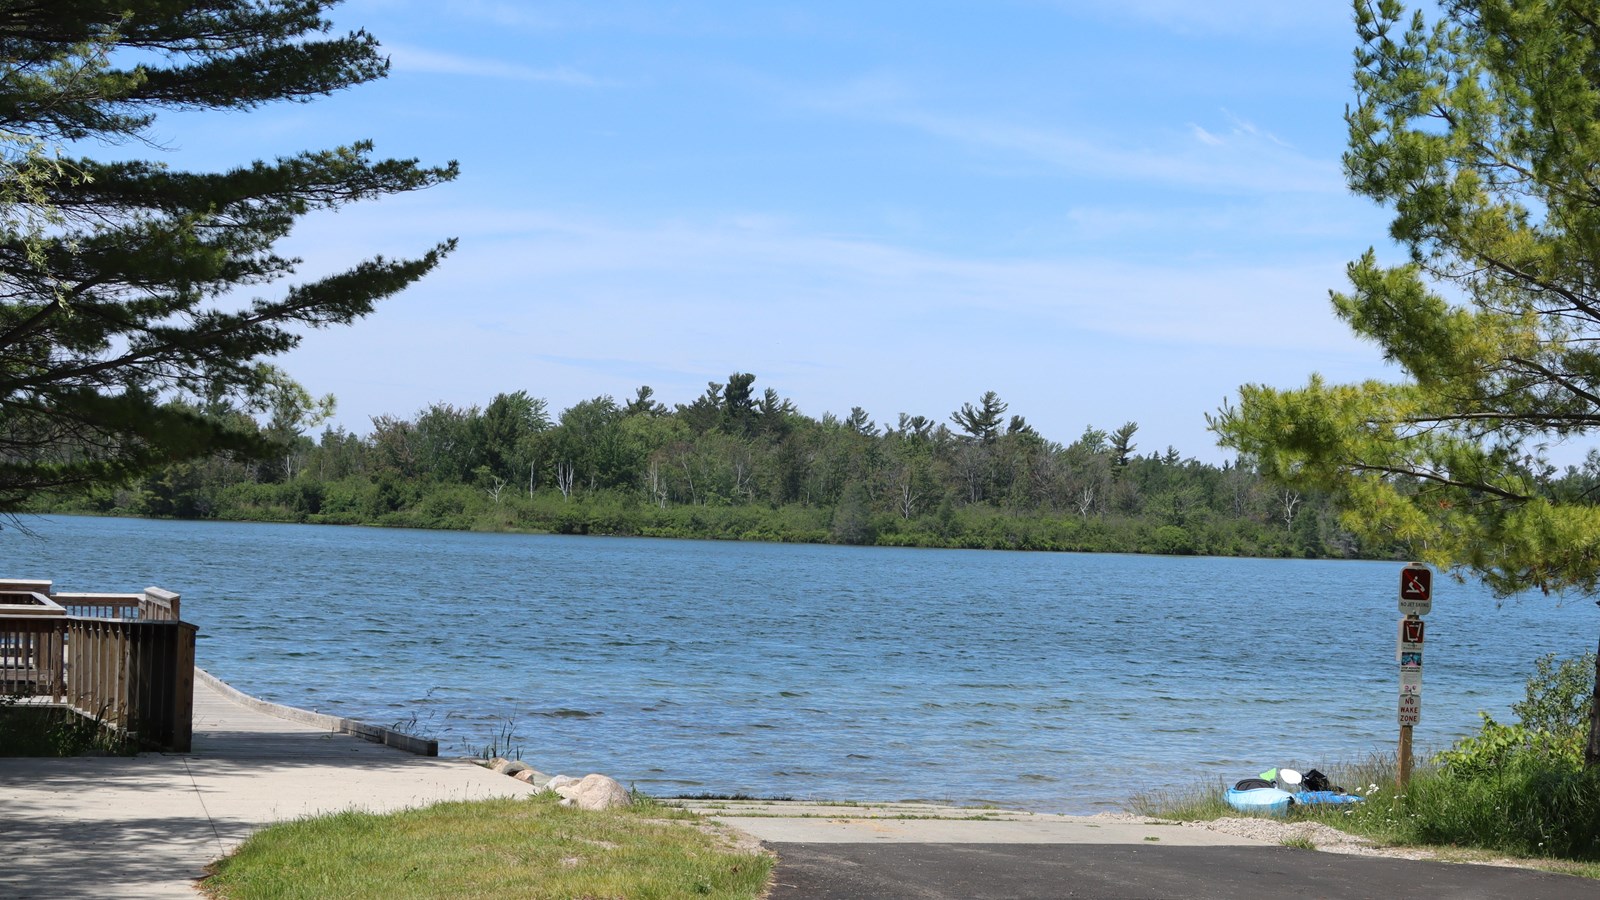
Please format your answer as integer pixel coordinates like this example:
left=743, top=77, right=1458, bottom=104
left=1397, top=563, right=1431, bottom=789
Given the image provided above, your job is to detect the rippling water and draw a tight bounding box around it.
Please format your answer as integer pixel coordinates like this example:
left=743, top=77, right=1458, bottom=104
left=6, top=514, right=1595, bottom=812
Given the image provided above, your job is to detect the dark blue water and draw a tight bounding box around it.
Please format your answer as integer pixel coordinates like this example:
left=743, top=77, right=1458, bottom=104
left=6, top=515, right=1595, bottom=812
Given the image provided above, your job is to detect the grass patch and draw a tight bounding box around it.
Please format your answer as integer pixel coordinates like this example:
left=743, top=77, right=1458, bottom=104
left=1136, top=752, right=1600, bottom=873
left=202, top=793, right=773, bottom=900
left=0, top=705, right=135, bottom=757
left=1298, top=755, right=1600, bottom=861
left=1127, top=781, right=1232, bottom=820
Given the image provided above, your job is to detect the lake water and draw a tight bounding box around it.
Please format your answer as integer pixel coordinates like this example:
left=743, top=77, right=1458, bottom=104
left=5, top=514, right=1595, bottom=812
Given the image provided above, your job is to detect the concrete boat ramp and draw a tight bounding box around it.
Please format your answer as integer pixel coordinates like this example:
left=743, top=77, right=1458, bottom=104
left=4, top=675, right=1593, bottom=899
left=669, top=799, right=1263, bottom=846
left=0, top=671, right=1263, bottom=897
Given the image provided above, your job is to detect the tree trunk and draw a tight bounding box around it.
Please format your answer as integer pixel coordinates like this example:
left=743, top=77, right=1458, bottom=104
left=1587, top=631, right=1600, bottom=769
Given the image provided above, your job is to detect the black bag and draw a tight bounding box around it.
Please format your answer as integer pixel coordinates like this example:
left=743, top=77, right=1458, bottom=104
left=1303, top=769, right=1333, bottom=792
left=1233, top=777, right=1275, bottom=790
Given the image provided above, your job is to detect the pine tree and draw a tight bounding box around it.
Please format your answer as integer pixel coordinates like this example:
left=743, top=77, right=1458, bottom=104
left=1212, top=0, right=1600, bottom=767
left=0, top=1, right=457, bottom=511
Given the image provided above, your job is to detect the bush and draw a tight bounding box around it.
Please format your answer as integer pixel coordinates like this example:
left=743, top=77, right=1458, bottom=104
left=1434, top=714, right=1583, bottom=780
left=1514, top=650, right=1595, bottom=739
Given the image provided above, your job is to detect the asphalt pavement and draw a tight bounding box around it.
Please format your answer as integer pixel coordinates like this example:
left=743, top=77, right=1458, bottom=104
left=764, top=842, right=1597, bottom=899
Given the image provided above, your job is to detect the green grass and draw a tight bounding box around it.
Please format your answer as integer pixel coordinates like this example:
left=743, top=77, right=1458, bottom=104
left=0, top=705, right=135, bottom=756
left=1134, top=753, right=1600, bottom=875
left=1126, top=780, right=1233, bottom=820
left=1298, top=755, right=1600, bottom=861
left=202, top=793, right=773, bottom=900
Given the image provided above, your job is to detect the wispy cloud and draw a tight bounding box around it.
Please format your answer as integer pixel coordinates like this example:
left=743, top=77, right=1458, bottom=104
left=384, top=43, right=602, bottom=86
left=1189, top=124, right=1224, bottom=147
left=801, top=80, right=1343, bottom=195
left=1039, top=0, right=1351, bottom=37
left=958, top=114, right=1331, bottom=193
left=277, top=199, right=1388, bottom=456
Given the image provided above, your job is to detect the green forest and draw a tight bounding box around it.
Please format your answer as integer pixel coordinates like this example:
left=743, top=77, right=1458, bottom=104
left=37, top=373, right=1436, bottom=558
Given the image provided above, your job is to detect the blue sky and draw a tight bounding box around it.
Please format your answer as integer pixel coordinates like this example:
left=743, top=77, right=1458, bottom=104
left=168, top=0, right=1403, bottom=460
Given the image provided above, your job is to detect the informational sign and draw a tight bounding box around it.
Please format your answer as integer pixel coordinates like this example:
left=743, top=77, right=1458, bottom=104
left=1397, top=617, right=1425, bottom=659
left=1400, top=668, right=1422, bottom=695
left=1401, top=619, right=1425, bottom=644
left=1399, top=693, right=1421, bottom=725
left=1399, top=564, right=1433, bottom=615
left=1400, top=651, right=1422, bottom=670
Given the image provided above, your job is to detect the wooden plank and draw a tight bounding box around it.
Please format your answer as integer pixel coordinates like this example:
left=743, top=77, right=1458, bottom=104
left=170, top=623, right=195, bottom=752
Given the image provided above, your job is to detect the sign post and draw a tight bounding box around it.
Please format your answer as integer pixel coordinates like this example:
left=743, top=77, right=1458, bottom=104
left=1396, top=563, right=1431, bottom=789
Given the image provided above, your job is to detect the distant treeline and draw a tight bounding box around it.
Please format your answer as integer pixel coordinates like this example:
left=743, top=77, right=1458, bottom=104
left=44, top=374, right=1405, bottom=558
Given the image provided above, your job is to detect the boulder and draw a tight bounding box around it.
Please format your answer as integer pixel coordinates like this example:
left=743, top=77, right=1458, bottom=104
left=554, top=773, right=631, bottom=811
left=513, top=768, right=549, bottom=784
left=491, top=758, right=533, bottom=777
left=544, top=774, right=581, bottom=792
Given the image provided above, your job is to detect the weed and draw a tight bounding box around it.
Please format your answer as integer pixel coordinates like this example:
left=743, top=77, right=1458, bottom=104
left=473, top=718, right=521, bottom=761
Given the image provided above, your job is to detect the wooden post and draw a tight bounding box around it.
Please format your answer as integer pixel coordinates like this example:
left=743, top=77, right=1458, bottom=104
left=167, top=622, right=196, bottom=753
left=1398, top=723, right=1413, bottom=789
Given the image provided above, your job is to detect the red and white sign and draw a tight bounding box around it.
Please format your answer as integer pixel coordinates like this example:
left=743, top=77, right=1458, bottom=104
left=1399, top=564, right=1433, bottom=615
left=1401, top=619, right=1425, bottom=644
left=1397, top=618, right=1426, bottom=659
left=1399, top=694, right=1421, bottom=726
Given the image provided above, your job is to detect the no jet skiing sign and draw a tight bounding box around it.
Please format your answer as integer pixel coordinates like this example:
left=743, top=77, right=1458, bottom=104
left=1399, top=564, right=1432, bottom=616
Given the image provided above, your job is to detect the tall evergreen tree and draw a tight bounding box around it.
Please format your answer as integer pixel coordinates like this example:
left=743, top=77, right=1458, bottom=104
left=1212, top=0, right=1600, bottom=766
left=0, top=1, right=457, bottom=512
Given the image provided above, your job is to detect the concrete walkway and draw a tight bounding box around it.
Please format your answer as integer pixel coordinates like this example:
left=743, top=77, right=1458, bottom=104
left=0, top=673, right=537, bottom=898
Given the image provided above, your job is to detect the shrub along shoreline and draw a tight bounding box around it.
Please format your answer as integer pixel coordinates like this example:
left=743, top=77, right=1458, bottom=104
left=1136, top=651, right=1600, bottom=873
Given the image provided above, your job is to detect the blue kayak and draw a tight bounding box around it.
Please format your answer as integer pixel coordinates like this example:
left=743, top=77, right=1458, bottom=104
left=1295, top=790, right=1364, bottom=806
left=1224, top=787, right=1293, bottom=816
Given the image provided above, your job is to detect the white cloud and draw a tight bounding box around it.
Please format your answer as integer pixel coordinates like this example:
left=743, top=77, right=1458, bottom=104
left=888, top=108, right=1342, bottom=195
left=275, top=200, right=1391, bottom=459
left=793, top=76, right=1343, bottom=196
left=384, top=43, right=602, bottom=86
left=1041, top=1, right=1350, bottom=37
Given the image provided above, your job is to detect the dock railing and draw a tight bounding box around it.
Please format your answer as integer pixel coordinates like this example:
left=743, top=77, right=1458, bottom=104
left=0, top=580, right=196, bottom=751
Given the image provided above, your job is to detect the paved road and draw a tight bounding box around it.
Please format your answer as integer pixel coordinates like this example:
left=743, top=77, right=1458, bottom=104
left=674, top=800, right=1596, bottom=900
left=765, top=842, right=1597, bottom=899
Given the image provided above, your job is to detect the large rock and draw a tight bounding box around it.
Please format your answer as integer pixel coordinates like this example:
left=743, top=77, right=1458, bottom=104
left=554, top=773, right=631, bottom=810
left=513, top=768, right=549, bottom=784
left=490, top=757, right=533, bottom=777
left=545, top=774, right=581, bottom=792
